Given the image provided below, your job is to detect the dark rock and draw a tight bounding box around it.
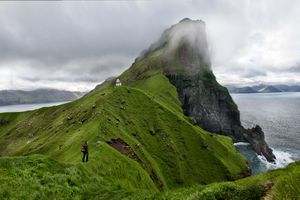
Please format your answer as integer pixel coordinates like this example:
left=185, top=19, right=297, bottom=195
left=167, top=73, right=275, bottom=162
left=107, top=138, right=142, bottom=164
left=244, top=125, right=276, bottom=162
left=166, top=73, right=243, bottom=140
left=189, top=117, right=197, bottom=125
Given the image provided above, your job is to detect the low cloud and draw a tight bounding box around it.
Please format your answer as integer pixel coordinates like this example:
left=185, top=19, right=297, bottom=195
left=0, top=0, right=300, bottom=91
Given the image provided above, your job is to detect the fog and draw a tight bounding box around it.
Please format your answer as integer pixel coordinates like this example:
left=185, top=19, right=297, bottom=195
left=0, top=0, right=300, bottom=91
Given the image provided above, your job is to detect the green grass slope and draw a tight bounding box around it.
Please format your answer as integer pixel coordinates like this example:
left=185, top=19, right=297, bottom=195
left=0, top=155, right=299, bottom=199
left=148, top=161, right=300, bottom=200
left=0, top=71, right=249, bottom=198
left=0, top=154, right=152, bottom=200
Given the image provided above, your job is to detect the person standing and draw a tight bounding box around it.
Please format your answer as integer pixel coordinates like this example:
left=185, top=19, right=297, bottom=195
left=81, top=141, right=89, bottom=162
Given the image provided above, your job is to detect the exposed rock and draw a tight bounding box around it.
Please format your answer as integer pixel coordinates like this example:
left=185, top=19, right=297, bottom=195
left=189, top=117, right=197, bottom=125
left=244, top=126, right=276, bottom=162
left=166, top=73, right=275, bottom=161
left=107, top=138, right=142, bottom=164
left=166, top=73, right=243, bottom=139
left=134, top=18, right=275, bottom=162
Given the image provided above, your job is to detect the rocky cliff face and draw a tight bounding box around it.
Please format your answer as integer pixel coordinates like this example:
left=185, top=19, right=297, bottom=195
left=165, top=73, right=244, bottom=141
left=165, top=71, right=275, bottom=162
left=127, top=18, right=275, bottom=162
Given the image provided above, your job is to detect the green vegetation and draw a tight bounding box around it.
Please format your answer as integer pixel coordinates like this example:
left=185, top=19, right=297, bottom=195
left=0, top=154, right=152, bottom=200
left=0, top=69, right=299, bottom=199
left=0, top=154, right=299, bottom=199
left=0, top=70, right=252, bottom=198
left=150, top=161, right=300, bottom=199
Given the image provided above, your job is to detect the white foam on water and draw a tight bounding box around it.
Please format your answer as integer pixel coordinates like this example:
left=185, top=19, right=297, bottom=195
left=257, top=149, right=295, bottom=170
left=234, top=142, right=250, bottom=146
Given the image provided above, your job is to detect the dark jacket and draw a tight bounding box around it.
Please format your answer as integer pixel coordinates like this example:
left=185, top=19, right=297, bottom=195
left=83, top=143, right=88, bottom=153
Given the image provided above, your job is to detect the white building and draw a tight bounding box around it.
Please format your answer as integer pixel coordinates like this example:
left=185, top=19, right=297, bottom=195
left=115, top=78, right=122, bottom=87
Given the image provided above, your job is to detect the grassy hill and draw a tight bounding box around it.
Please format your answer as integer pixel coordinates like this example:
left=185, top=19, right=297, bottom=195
left=152, top=161, right=300, bottom=200
left=1, top=72, right=299, bottom=199
left=0, top=70, right=253, bottom=197
left=0, top=154, right=299, bottom=199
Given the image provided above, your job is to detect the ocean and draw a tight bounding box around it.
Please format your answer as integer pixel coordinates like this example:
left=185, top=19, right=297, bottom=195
left=0, top=102, right=69, bottom=113
left=231, top=92, right=300, bottom=174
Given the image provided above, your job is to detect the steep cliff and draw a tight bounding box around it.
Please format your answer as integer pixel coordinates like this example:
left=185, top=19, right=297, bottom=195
left=122, top=18, right=275, bottom=162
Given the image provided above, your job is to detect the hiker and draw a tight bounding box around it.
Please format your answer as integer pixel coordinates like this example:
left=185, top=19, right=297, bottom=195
left=81, top=141, right=89, bottom=162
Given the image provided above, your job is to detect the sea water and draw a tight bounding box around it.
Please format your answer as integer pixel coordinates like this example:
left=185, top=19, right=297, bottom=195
left=0, top=102, right=69, bottom=113
left=231, top=92, right=300, bottom=174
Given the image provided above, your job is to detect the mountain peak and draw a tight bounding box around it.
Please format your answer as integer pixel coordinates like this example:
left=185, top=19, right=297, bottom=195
left=179, top=17, right=205, bottom=24
left=134, top=18, right=211, bottom=76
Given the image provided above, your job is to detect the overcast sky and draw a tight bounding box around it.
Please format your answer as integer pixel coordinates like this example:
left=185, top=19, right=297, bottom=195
left=0, top=0, right=300, bottom=91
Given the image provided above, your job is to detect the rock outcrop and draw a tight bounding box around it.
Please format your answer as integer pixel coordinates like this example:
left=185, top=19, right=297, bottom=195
left=134, top=18, right=275, bottom=162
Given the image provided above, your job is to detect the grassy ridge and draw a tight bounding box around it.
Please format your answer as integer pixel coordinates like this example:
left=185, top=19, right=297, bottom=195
left=1, top=71, right=298, bottom=199
left=0, top=154, right=299, bottom=199
left=0, top=72, right=250, bottom=198
left=0, top=154, right=152, bottom=200
left=154, top=161, right=300, bottom=200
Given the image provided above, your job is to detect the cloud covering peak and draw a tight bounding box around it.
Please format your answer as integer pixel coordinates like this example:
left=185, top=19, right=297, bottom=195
left=0, top=0, right=300, bottom=91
